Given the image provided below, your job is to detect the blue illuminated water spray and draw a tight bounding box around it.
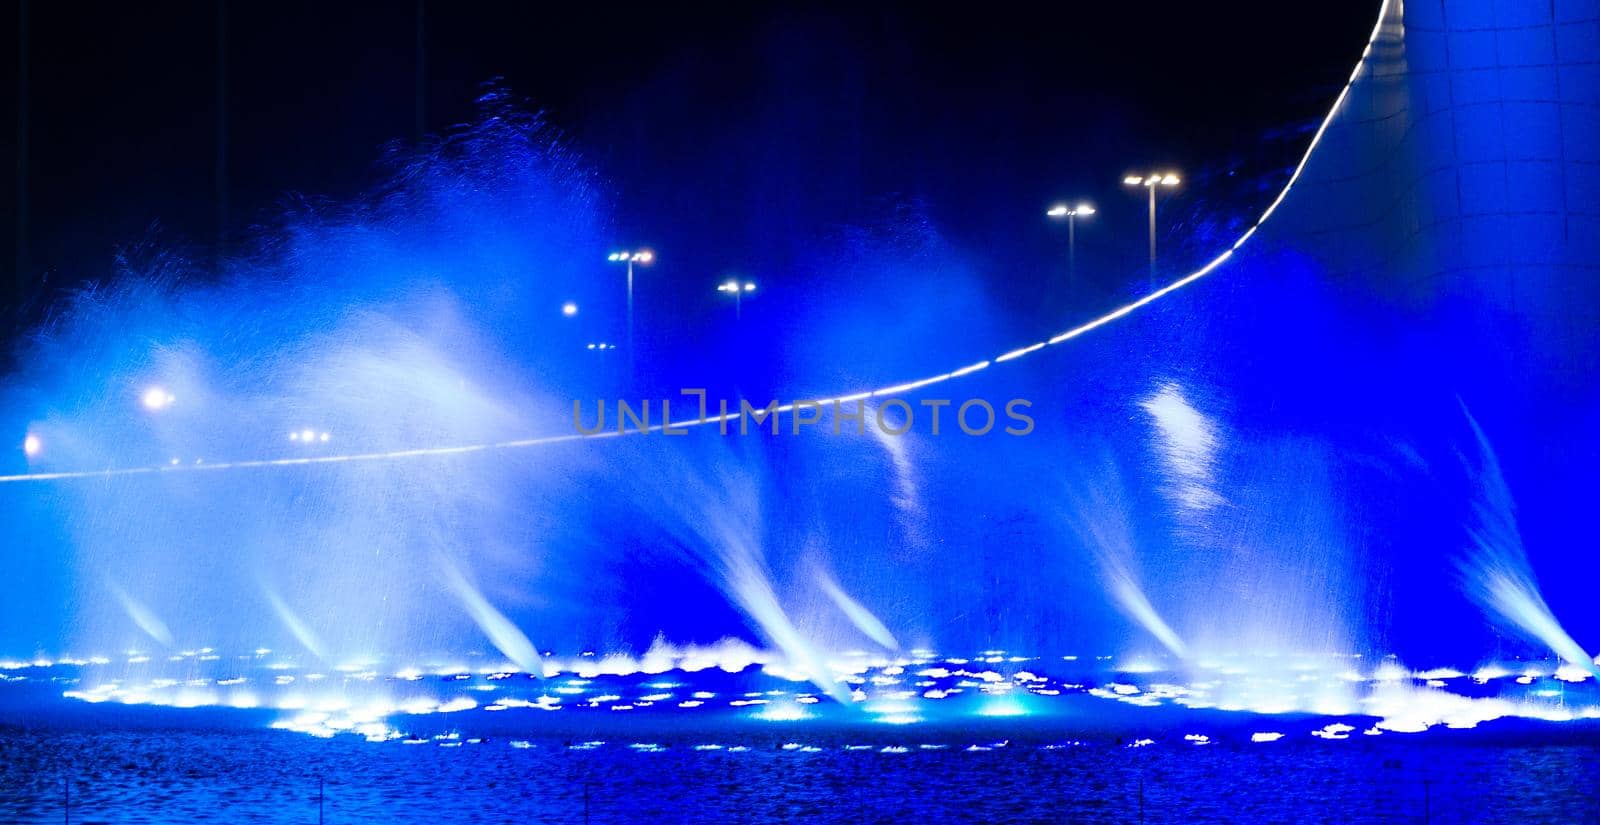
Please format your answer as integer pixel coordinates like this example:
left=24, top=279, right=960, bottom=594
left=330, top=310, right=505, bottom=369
left=0, top=0, right=1398, bottom=486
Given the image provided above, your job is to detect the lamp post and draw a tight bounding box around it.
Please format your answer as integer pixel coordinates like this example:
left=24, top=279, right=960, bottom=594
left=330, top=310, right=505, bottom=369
left=1046, top=202, right=1095, bottom=283
left=606, top=249, right=653, bottom=376
left=1122, top=172, right=1180, bottom=279
left=585, top=341, right=618, bottom=383
left=717, top=279, right=756, bottom=320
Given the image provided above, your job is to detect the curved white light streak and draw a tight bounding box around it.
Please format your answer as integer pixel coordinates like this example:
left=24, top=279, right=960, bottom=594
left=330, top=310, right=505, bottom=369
left=0, top=1, right=1392, bottom=485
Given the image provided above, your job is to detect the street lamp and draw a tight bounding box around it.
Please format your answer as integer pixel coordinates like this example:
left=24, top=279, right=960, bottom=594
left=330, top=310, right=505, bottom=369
left=717, top=279, right=756, bottom=320
left=606, top=249, right=654, bottom=375
left=1123, top=172, right=1180, bottom=279
left=1047, top=202, right=1095, bottom=282
left=22, top=433, right=40, bottom=457
left=561, top=301, right=578, bottom=317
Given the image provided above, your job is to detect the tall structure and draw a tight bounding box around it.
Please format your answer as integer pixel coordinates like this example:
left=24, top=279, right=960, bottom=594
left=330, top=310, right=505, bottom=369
left=1204, top=0, right=1600, bottom=650
left=1253, top=1, right=1598, bottom=338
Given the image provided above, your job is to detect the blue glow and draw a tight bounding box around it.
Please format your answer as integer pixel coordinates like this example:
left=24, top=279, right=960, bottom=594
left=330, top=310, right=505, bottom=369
left=1, top=8, right=1599, bottom=823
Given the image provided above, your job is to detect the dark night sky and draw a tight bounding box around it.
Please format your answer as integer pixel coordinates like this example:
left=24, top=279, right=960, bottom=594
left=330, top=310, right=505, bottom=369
left=0, top=1, right=1377, bottom=338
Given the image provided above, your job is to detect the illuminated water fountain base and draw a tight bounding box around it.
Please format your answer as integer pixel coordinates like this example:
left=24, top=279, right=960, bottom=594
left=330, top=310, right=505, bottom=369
left=8, top=644, right=1598, bottom=749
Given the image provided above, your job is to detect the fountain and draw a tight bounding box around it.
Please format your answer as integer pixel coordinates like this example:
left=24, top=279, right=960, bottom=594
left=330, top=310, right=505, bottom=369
left=2, top=0, right=1600, bottom=820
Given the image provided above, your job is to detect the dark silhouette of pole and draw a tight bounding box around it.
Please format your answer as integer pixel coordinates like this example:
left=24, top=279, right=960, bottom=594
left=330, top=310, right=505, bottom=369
left=1068, top=211, right=1077, bottom=282
left=1046, top=203, right=1092, bottom=300
left=608, top=250, right=653, bottom=383
left=626, top=258, right=635, bottom=375
left=1146, top=183, right=1157, bottom=280
left=717, top=278, right=755, bottom=322
left=1123, top=173, right=1179, bottom=284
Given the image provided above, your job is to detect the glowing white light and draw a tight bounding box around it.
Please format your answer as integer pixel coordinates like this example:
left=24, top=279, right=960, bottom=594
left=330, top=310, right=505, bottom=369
left=1049, top=203, right=1094, bottom=218
left=978, top=696, right=1028, bottom=717
left=561, top=302, right=578, bottom=317
left=995, top=343, right=1044, bottom=363
left=22, top=434, right=40, bottom=457
left=1313, top=723, right=1355, bottom=740
left=1125, top=172, right=1179, bottom=187
left=1472, top=664, right=1510, bottom=682
left=756, top=703, right=812, bottom=722
left=1554, top=663, right=1593, bottom=683
left=141, top=387, right=175, bottom=411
